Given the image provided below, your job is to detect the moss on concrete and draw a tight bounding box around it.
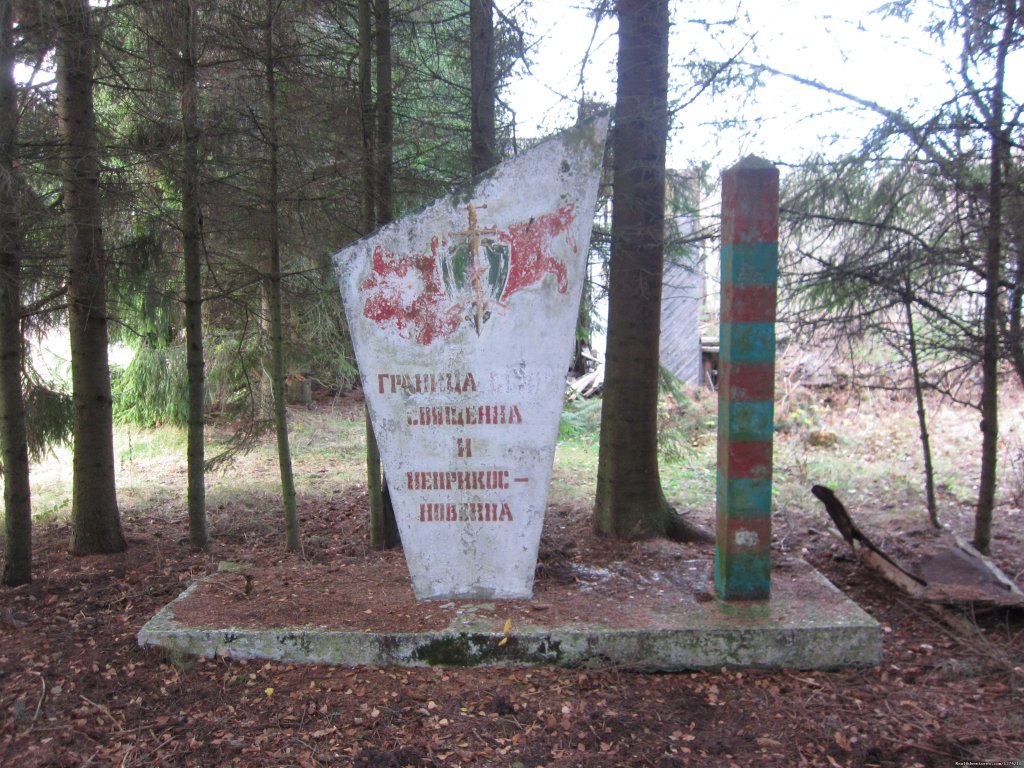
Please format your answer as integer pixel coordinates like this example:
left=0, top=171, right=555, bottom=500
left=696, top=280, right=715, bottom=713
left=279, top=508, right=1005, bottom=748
left=412, top=634, right=564, bottom=666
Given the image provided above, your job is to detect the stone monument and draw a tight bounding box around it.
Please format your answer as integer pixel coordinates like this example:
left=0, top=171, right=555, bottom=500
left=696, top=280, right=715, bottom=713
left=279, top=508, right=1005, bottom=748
left=139, top=144, right=881, bottom=671
left=333, top=116, right=610, bottom=600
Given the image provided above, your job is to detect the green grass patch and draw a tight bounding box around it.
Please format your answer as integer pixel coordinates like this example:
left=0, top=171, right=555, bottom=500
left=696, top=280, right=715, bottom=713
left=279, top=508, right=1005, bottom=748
left=21, top=387, right=1014, bottom=539
left=116, top=425, right=189, bottom=463
left=551, top=440, right=599, bottom=506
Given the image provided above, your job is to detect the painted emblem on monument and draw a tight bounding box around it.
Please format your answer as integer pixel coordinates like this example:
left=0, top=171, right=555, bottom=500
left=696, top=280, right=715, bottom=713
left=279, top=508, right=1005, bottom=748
left=443, top=204, right=509, bottom=334
left=334, top=115, right=609, bottom=600
left=359, top=204, right=577, bottom=344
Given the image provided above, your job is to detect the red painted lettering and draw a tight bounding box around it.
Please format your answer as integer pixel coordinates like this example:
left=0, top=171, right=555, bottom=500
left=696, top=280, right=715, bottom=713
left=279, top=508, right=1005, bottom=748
left=417, top=500, right=513, bottom=522
left=405, top=404, right=524, bottom=426
left=375, top=372, right=480, bottom=395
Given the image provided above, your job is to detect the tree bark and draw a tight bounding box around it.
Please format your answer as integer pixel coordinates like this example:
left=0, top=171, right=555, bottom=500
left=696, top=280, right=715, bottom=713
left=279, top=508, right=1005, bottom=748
left=263, top=1, right=300, bottom=553
left=358, top=0, right=375, bottom=232
left=180, top=0, right=208, bottom=550
left=366, top=406, right=399, bottom=548
left=469, top=0, right=496, bottom=175
left=1008, top=229, right=1024, bottom=386
left=0, top=0, right=32, bottom=585
left=974, top=0, right=1015, bottom=554
left=58, top=0, right=125, bottom=555
left=367, top=0, right=399, bottom=549
left=594, top=0, right=710, bottom=543
left=1006, top=165, right=1024, bottom=386
left=374, top=0, right=393, bottom=223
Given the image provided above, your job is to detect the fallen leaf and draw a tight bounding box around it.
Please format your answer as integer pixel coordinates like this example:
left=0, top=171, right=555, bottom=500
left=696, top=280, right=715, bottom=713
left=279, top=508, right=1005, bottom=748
left=834, top=731, right=852, bottom=752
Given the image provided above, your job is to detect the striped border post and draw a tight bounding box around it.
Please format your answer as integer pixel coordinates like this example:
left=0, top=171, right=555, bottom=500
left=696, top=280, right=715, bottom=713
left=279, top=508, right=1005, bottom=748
left=715, top=156, right=779, bottom=601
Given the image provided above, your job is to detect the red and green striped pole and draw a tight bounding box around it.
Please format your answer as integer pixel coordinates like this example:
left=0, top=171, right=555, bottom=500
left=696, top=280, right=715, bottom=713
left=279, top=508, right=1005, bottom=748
left=715, top=156, right=779, bottom=601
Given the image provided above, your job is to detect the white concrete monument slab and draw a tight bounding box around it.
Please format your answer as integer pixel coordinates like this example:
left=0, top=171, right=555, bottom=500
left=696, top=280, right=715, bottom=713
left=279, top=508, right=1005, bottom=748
left=333, top=115, right=609, bottom=600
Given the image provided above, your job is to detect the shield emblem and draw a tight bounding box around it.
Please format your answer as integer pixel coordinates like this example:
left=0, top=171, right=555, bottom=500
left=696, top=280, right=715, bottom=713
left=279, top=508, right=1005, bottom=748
left=441, top=233, right=510, bottom=333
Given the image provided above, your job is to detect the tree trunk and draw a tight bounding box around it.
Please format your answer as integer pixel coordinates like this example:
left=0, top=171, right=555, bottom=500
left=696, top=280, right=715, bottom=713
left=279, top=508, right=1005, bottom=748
left=1008, top=230, right=1024, bottom=386
left=358, top=0, right=375, bottom=232
left=594, top=0, right=709, bottom=543
left=366, top=406, right=399, bottom=548
left=180, top=0, right=208, bottom=550
left=367, top=0, right=399, bottom=549
left=974, top=1, right=1015, bottom=554
left=1007, top=166, right=1024, bottom=386
left=374, top=0, right=393, bottom=223
left=469, top=0, right=496, bottom=175
left=0, top=0, right=32, bottom=585
left=903, top=287, right=939, bottom=528
left=58, top=0, right=125, bottom=556
left=263, top=2, right=300, bottom=553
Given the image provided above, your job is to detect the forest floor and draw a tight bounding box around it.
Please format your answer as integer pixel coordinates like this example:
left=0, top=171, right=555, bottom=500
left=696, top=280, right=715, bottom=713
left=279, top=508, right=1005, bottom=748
left=2, top=385, right=1024, bottom=767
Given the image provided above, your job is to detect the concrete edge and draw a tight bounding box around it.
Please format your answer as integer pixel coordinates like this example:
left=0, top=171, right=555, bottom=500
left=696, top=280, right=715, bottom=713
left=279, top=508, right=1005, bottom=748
left=137, top=570, right=882, bottom=671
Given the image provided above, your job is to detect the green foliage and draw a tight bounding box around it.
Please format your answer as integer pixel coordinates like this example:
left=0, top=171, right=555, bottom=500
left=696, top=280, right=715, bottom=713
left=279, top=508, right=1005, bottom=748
left=657, top=365, right=687, bottom=402
left=389, top=0, right=524, bottom=208
left=657, top=373, right=715, bottom=463
left=23, top=381, right=73, bottom=461
left=558, top=397, right=602, bottom=442
left=390, top=6, right=474, bottom=203
left=112, top=344, right=188, bottom=426
left=9, top=0, right=535, bottom=468
left=108, top=223, right=181, bottom=350
left=205, top=330, right=263, bottom=421
left=782, top=153, right=974, bottom=385
left=283, top=268, right=360, bottom=392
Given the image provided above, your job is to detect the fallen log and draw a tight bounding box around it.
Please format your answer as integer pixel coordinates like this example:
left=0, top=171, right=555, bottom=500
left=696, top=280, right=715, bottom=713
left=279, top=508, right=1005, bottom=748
left=810, top=485, right=1024, bottom=636
left=810, top=485, right=926, bottom=597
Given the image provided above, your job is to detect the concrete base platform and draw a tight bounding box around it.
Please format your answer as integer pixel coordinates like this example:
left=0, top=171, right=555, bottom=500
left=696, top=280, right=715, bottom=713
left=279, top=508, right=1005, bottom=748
left=138, top=558, right=881, bottom=670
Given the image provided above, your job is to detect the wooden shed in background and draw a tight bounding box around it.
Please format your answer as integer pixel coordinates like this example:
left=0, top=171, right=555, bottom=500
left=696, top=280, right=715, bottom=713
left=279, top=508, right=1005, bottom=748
left=658, top=170, right=707, bottom=386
